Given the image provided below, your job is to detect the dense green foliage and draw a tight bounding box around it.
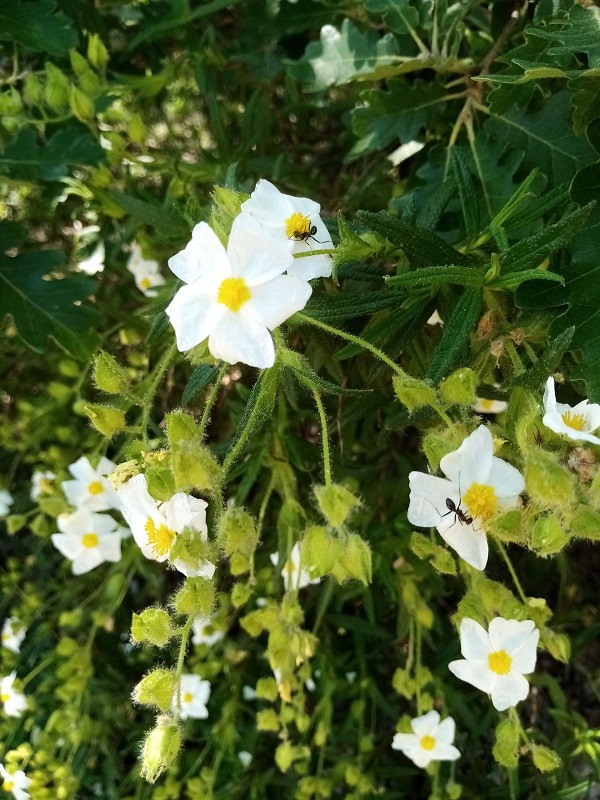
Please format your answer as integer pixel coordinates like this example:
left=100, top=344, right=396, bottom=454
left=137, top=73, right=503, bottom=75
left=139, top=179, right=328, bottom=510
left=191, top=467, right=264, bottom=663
left=1, top=1, right=600, bottom=799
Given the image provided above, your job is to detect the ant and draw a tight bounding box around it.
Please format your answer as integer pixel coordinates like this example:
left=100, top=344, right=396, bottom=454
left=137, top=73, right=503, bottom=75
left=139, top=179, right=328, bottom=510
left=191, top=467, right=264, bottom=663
left=289, top=223, right=323, bottom=247
left=424, top=477, right=479, bottom=531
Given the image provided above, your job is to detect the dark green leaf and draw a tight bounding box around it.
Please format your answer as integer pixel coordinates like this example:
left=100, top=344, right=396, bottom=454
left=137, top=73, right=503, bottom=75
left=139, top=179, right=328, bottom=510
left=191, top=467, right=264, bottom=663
left=490, top=269, right=565, bottom=290
left=0, top=0, right=76, bottom=56
left=527, top=5, right=600, bottom=70
left=302, top=290, right=403, bottom=321
left=449, top=147, right=479, bottom=237
left=0, top=126, right=103, bottom=182
left=182, top=365, right=220, bottom=406
left=506, top=327, right=575, bottom=390
left=425, top=288, right=483, bottom=383
left=386, top=265, right=485, bottom=288
left=105, top=191, right=188, bottom=236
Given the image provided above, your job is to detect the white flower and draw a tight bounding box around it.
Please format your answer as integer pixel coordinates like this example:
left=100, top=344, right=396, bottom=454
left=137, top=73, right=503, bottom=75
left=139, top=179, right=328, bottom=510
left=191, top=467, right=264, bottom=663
left=407, top=425, right=524, bottom=570
left=543, top=377, right=600, bottom=445
left=427, top=310, right=443, bottom=326
left=0, top=489, right=13, bottom=516
left=191, top=615, right=225, bottom=648
left=173, top=674, right=211, bottom=720
left=448, top=617, right=539, bottom=711
left=1, top=618, right=26, bottom=655
left=0, top=672, right=27, bottom=718
left=118, top=474, right=215, bottom=578
left=77, top=242, right=105, bottom=275
left=473, top=398, right=508, bottom=415
left=240, top=179, right=333, bottom=281
left=127, top=243, right=166, bottom=297
left=0, top=764, right=31, bottom=800
left=62, top=456, right=121, bottom=512
left=392, top=711, right=460, bottom=768
left=166, top=215, right=311, bottom=368
left=30, top=470, right=56, bottom=502
left=238, top=751, right=252, bottom=767
left=51, top=508, right=123, bottom=575
left=270, top=542, right=320, bottom=591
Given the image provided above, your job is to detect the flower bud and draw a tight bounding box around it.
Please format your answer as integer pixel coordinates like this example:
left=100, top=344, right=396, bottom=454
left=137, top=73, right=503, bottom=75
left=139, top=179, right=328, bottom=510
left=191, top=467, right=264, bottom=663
left=173, top=577, right=215, bottom=617
left=24, top=75, right=43, bottom=104
left=128, top=114, right=147, bottom=144
left=525, top=450, right=576, bottom=508
left=231, top=582, right=252, bottom=607
left=93, top=351, right=129, bottom=394
left=256, top=677, right=278, bottom=702
left=493, top=717, right=520, bottom=768
left=275, top=741, right=294, bottom=772
left=531, top=744, right=561, bottom=772
left=84, top=403, right=126, bottom=438
left=301, top=525, right=342, bottom=576
left=256, top=709, right=280, bottom=732
left=314, top=483, right=361, bottom=528
left=439, top=367, right=477, bottom=406
left=570, top=505, right=600, bottom=541
left=392, top=371, right=437, bottom=413
left=530, top=514, right=569, bottom=556
left=131, top=608, right=174, bottom=647
left=218, top=506, right=258, bottom=557
left=134, top=669, right=176, bottom=712
left=44, top=63, right=70, bottom=110
left=69, top=84, right=94, bottom=122
left=166, top=411, right=221, bottom=492
left=140, top=717, right=181, bottom=783
left=87, top=34, right=109, bottom=72
left=335, top=533, right=372, bottom=585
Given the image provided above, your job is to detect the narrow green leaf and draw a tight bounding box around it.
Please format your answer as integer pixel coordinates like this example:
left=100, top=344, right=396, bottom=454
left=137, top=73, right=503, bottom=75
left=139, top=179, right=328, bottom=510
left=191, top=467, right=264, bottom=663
left=106, top=191, right=187, bottom=235
left=425, top=288, right=483, bottom=383
left=386, top=265, right=486, bottom=288
left=0, top=0, right=76, bottom=56
left=490, top=269, right=565, bottom=289
left=506, top=327, right=575, bottom=390
left=0, top=126, right=103, bottom=182
left=302, top=290, right=403, bottom=321
left=449, top=147, right=480, bottom=237
left=182, top=364, right=220, bottom=406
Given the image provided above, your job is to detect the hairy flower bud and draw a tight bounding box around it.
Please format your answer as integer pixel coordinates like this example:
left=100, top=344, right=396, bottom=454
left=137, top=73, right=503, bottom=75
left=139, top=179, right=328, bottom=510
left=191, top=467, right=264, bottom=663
left=140, top=717, right=181, bottom=783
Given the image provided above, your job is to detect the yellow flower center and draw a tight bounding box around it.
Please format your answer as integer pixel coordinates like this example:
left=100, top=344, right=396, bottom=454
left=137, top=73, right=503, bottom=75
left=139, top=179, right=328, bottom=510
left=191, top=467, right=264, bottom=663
left=561, top=411, right=585, bottom=431
left=479, top=399, right=494, bottom=411
left=285, top=211, right=311, bottom=240
left=420, top=735, right=436, bottom=751
left=217, top=277, right=252, bottom=312
left=1, top=632, right=9, bottom=640
left=38, top=478, right=53, bottom=493
left=82, top=533, right=99, bottom=549
left=0, top=692, right=9, bottom=702
left=3, top=780, right=14, bottom=791
left=145, top=517, right=176, bottom=557
left=488, top=649, right=512, bottom=675
left=183, top=692, right=193, bottom=703
left=88, top=480, right=104, bottom=496
left=463, top=483, right=498, bottom=521
left=140, top=276, right=152, bottom=290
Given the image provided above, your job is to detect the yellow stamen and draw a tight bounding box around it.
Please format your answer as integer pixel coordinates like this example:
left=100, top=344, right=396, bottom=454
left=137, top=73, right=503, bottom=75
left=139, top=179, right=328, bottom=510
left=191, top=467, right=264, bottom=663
left=88, top=480, right=104, bottom=496
left=463, top=483, right=498, bottom=521
left=561, top=411, right=585, bottom=431
left=183, top=692, right=193, bottom=703
left=3, top=780, right=14, bottom=791
left=140, top=276, right=152, bottom=290
left=0, top=693, right=9, bottom=702
left=285, top=211, right=311, bottom=240
left=217, top=277, right=252, bottom=312
left=480, top=399, right=494, bottom=411
left=82, top=533, right=98, bottom=549
left=488, top=649, right=512, bottom=675
left=420, top=735, right=436, bottom=751
left=145, top=517, right=176, bottom=557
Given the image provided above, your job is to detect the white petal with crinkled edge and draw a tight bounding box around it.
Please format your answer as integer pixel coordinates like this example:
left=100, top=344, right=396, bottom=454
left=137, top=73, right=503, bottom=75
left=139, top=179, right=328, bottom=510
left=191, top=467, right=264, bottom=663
left=208, top=310, right=275, bottom=368
left=67, top=455, right=96, bottom=482
left=228, top=213, right=294, bottom=287
left=172, top=557, right=216, bottom=580
left=51, top=533, right=84, bottom=561
left=118, top=474, right=167, bottom=561
left=486, top=457, right=525, bottom=498
left=459, top=618, right=492, bottom=661
left=168, top=222, right=231, bottom=285
left=448, top=658, right=496, bottom=693
left=433, top=742, right=461, bottom=761
left=435, top=717, right=456, bottom=744
left=438, top=515, right=488, bottom=570
left=410, top=710, right=440, bottom=738
left=241, top=179, right=295, bottom=227
left=543, top=377, right=600, bottom=444
left=166, top=282, right=225, bottom=352
left=245, top=274, right=312, bottom=330
left=72, top=547, right=104, bottom=575
left=441, top=425, right=494, bottom=488
left=161, top=493, right=208, bottom=536
left=488, top=618, right=534, bottom=654
left=407, top=472, right=460, bottom=528
left=491, top=672, right=530, bottom=711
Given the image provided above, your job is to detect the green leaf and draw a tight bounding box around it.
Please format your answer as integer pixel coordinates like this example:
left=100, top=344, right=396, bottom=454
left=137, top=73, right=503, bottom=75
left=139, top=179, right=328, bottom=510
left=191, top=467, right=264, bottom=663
left=280, top=349, right=371, bottom=396
left=506, top=327, right=575, bottom=391
left=0, top=0, right=76, bottom=56
left=357, top=210, right=472, bottom=268
left=449, top=147, right=479, bottom=237
left=301, top=290, right=403, bottom=321
left=490, top=268, right=564, bottom=290
left=288, top=19, right=399, bottom=93
left=527, top=5, right=600, bottom=70
left=105, top=191, right=188, bottom=236
left=425, top=287, right=483, bottom=383
left=386, top=265, right=486, bottom=288
left=0, top=227, right=100, bottom=358
left=0, top=126, right=103, bottom=182
left=531, top=744, right=562, bottom=772
left=182, top=364, right=220, bottom=406
left=493, top=717, right=520, bottom=768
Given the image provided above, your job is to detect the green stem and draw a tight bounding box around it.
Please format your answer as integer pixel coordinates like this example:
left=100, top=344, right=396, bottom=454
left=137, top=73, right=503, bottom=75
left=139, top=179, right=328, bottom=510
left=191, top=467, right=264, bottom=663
left=174, top=616, right=194, bottom=713
left=293, top=248, right=336, bottom=259
left=312, top=387, right=332, bottom=486
left=139, top=341, right=177, bottom=443
left=199, top=362, right=228, bottom=439
left=495, top=539, right=527, bottom=604
left=221, top=374, right=264, bottom=479
left=295, top=313, right=403, bottom=376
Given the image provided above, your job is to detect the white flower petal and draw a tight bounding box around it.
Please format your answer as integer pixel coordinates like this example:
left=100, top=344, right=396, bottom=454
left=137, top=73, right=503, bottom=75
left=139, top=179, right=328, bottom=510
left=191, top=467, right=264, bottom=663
left=97, top=456, right=117, bottom=476
left=510, top=629, right=540, bottom=674
left=432, top=742, right=461, bottom=761
left=97, top=534, right=123, bottom=563
left=410, top=710, right=440, bottom=738
left=407, top=472, right=459, bottom=528
left=168, top=222, right=231, bottom=285
left=166, top=282, right=225, bottom=352
left=72, top=548, right=104, bottom=575
left=51, top=533, right=84, bottom=561
left=241, top=179, right=294, bottom=227
left=486, top=457, right=525, bottom=498
left=438, top=516, right=488, bottom=570
left=68, top=456, right=96, bottom=482
left=245, top=274, right=312, bottom=329
left=435, top=716, right=456, bottom=745
left=172, top=558, right=216, bottom=579
left=440, top=425, right=493, bottom=487
left=459, top=618, right=492, bottom=661
left=391, top=732, right=418, bottom=752
left=410, top=748, right=433, bottom=768
left=208, top=310, right=275, bottom=368
left=228, top=214, right=294, bottom=286
left=490, top=672, right=530, bottom=710
left=162, top=493, right=208, bottom=536
left=448, top=658, right=496, bottom=693
left=488, top=618, right=535, bottom=654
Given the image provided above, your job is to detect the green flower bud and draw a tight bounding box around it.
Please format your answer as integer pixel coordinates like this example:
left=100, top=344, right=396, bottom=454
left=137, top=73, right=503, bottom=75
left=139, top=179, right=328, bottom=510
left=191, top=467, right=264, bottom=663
left=275, top=741, right=294, bottom=773
left=231, top=582, right=252, bottom=606
left=69, top=50, right=90, bottom=78
left=93, top=351, right=130, bottom=394
left=174, top=577, right=215, bottom=617
left=525, top=450, right=575, bottom=508
left=0, top=88, right=22, bottom=115
left=128, top=113, right=147, bottom=144
left=230, top=552, right=251, bottom=576
left=314, top=483, right=361, bottom=528
left=410, top=532, right=456, bottom=574
left=439, top=367, right=477, bottom=406
left=84, top=403, right=126, bottom=438
left=492, top=717, right=520, bottom=768
left=218, top=506, right=258, bottom=557
left=256, top=709, right=280, bottom=732
left=131, top=608, right=174, bottom=647
left=24, top=75, right=43, bottom=104
left=422, top=431, right=459, bottom=473
left=44, top=63, right=70, bottom=110
left=531, top=744, right=561, bottom=772
left=6, top=514, right=27, bottom=534
left=301, top=525, right=342, bottom=577
left=145, top=462, right=176, bottom=501
left=540, top=628, right=570, bottom=663
left=69, top=84, right=94, bottom=122
left=392, top=371, right=437, bottom=413
left=530, top=514, right=569, bottom=556
left=166, top=411, right=221, bottom=492
left=87, top=34, right=109, bottom=72
left=79, top=70, right=101, bottom=98
left=134, top=670, right=176, bottom=712
left=336, top=533, right=372, bottom=585
left=169, top=527, right=213, bottom=573
left=570, top=505, right=600, bottom=541
left=256, top=677, right=278, bottom=702
left=140, top=717, right=181, bottom=783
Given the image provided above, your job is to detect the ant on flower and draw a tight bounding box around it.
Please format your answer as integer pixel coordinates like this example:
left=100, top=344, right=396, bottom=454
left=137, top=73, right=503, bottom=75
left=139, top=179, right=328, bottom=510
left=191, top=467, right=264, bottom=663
left=288, top=223, right=323, bottom=247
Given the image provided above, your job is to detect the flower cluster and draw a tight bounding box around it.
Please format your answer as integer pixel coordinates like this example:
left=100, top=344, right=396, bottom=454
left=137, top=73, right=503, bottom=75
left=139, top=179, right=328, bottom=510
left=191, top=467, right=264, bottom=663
left=166, top=180, right=333, bottom=369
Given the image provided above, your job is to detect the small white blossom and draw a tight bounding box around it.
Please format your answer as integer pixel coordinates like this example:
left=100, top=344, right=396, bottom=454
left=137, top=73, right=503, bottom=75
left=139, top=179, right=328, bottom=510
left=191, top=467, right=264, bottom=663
left=238, top=751, right=253, bottom=767
left=448, top=617, right=539, bottom=711
left=407, top=425, right=524, bottom=570
left=77, top=242, right=105, bottom=275
left=0, top=672, right=27, bottom=718
left=473, top=398, right=508, bottom=415
left=173, top=674, right=211, bottom=720
left=392, top=711, right=460, bottom=768
left=240, top=179, right=334, bottom=281
left=118, top=474, right=215, bottom=578
left=166, top=215, right=311, bottom=368
left=30, top=470, right=56, bottom=502
left=270, top=542, right=320, bottom=591
left=191, top=615, right=225, bottom=648
left=0, top=763, right=31, bottom=800
left=426, top=310, right=443, bottom=326
left=127, top=243, right=166, bottom=297
left=543, top=377, right=600, bottom=445
left=1, top=618, right=26, bottom=655
left=62, top=456, right=120, bottom=512
left=0, top=489, right=13, bottom=516
left=51, top=508, right=123, bottom=575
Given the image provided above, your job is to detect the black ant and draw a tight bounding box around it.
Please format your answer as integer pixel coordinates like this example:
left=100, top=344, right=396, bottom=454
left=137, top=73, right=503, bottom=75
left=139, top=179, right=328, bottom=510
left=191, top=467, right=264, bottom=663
left=288, top=223, right=323, bottom=247
left=424, top=477, right=479, bottom=531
